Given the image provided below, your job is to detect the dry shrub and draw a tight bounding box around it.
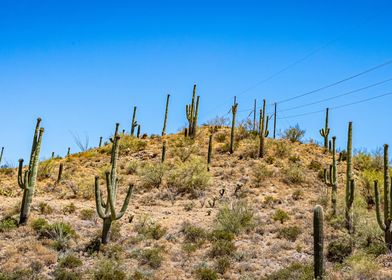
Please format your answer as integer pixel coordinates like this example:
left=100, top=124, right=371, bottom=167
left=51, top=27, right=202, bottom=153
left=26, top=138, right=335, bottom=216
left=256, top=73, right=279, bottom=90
left=252, top=162, right=274, bottom=187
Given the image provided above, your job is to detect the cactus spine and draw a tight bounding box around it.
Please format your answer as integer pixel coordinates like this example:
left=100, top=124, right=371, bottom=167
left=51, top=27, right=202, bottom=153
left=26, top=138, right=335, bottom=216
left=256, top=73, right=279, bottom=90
left=95, top=125, right=134, bottom=244
left=131, top=106, right=138, bottom=136
left=18, top=118, right=44, bottom=225
left=324, top=136, right=338, bottom=216
left=313, top=205, right=324, bottom=280
left=258, top=99, right=269, bottom=158
left=162, top=94, right=170, bottom=136
left=229, top=97, right=238, bottom=154
left=0, top=147, right=4, bottom=166
left=319, top=108, right=330, bottom=150
left=207, top=134, right=213, bottom=171
left=374, top=144, right=392, bottom=250
left=186, top=85, right=200, bottom=138
left=345, top=122, right=355, bottom=233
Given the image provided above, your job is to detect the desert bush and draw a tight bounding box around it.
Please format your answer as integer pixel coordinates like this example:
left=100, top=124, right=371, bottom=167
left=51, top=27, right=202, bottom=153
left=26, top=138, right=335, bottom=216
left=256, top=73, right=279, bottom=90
left=252, top=162, right=273, bottom=187
left=209, top=239, right=236, bottom=258
left=182, top=223, right=207, bottom=245
left=139, top=246, right=164, bottom=269
left=308, top=159, right=322, bottom=171
left=272, top=209, right=290, bottom=224
left=282, top=124, right=305, bottom=143
left=59, top=254, right=83, bottom=269
left=216, top=200, right=254, bottom=234
left=284, top=163, right=306, bottom=184
left=327, top=236, right=353, bottom=263
left=278, top=226, right=302, bottom=242
left=93, top=258, right=126, bottom=280
left=214, top=256, right=231, bottom=274
left=359, top=169, right=382, bottom=207
left=354, top=148, right=383, bottom=172
left=119, top=136, right=147, bottom=154
left=171, top=137, right=198, bottom=162
left=205, top=116, right=230, bottom=127
left=0, top=216, right=18, bottom=232
left=292, top=189, right=303, bottom=200
left=126, top=160, right=139, bottom=175
left=62, top=203, right=76, bottom=214
left=129, top=270, right=151, bottom=280
left=194, top=266, right=218, bottom=280
left=31, top=217, right=49, bottom=231
left=135, top=216, right=167, bottom=240
left=37, top=160, right=55, bottom=180
left=238, top=138, right=259, bottom=159
left=215, top=132, right=227, bottom=143
left=274, top=141, right=292, bottom=158
left=344, top=252, right=379, bottom=279
left=138, top=162, right=166, bottom=189
left=260, top=262, right=313, bottom=280
left=167, top=157, right=211, bottom=197
left=79, top=208, right=95, bottom=220
left=54, top=268, right=79, bottom=280
left=39, top=222, right=76, bottom=251
left=38, top=202, right=54, bottom=215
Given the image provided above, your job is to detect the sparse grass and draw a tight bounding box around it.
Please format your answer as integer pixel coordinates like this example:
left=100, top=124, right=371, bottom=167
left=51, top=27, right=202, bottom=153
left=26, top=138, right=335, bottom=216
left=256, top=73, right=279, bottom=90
left=272, top=209, right=290, bottom=224
left=216, top=200, right=254, bottom=234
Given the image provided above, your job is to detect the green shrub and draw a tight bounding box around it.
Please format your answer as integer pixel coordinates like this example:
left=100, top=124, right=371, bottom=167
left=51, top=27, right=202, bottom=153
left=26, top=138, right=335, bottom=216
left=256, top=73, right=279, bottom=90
left=327, top=236, right=353, bottom=263
left=308, top=160, right=322, bottom=171
left=126, top=160, right=139, bottom=175
left=292, top=190, right=303, bottom=201
left=278, top=226, right=302, bottom=242
left=135, top=216, right=167, bottom=240
left=0, top=216, right=18, bottom=232
left=79, top=209, right=95, bottom=220
left=272, top=209, right=290, bottom=224
left=284, top=164, right=305, bottom=184
left=37, top=160, right=55, bottom=180
left=216, top=200, right=254, bottom=235
left=209, top=239, right=236, bottom=258
left=194, top=266, right=218, bottom=280
left=214, top=256, right=231, bottom=274
left=31, top=218, right=49, bottom=231
left=209, top=229, right=235, bottom=242
left=54, top=268, right=79, bottom=280
left=138, top=162, right=166, bottom=189
left=252, top=162, right=273, bottom=187
left=93, top=259, right=126, bottom=280
left=260, top=262, right=313, bottom=280
left=182, top=223, right=207, bottom=245
left=41, top=222, right=76, bottom=251
left=282, top=124, right=305, bottom=143
left=62, top=203, right=76, bottom=214
left=274, top=141, right=292, bottom=158
left=118, top=136, right=147, bottom=155
left=167, top=157, right=211, bottom=197
left=171, top=137, right=198, bottom=162
left=59, top=254, right=83, bottom=269
left=38, top=202, right=54, bottom=215
left=139, top=247, right=164, bottom=269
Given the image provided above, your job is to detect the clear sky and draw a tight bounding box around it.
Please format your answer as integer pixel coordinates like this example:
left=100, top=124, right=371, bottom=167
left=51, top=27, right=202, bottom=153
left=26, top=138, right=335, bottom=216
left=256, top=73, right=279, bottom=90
left=1, top=0, right=392, bottom=165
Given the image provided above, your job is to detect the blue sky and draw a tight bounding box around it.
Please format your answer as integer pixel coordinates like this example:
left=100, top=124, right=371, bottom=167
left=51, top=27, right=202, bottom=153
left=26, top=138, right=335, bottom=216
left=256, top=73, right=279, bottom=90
left=1, top=0, right=392, bottom=164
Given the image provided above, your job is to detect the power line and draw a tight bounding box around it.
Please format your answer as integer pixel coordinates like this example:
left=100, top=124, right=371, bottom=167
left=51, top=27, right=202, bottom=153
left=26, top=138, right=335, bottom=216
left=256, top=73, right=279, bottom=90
left=278, top=90, right=392, bottom=119
left=276, top=59, right=392, bottom=104
left=278, top=77, right=392, bottom=112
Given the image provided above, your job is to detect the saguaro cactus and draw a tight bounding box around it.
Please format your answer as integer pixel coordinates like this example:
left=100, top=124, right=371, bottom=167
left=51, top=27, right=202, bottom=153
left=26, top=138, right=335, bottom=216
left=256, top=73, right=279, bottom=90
left=258, top=99, right=269, bottom=158
left=18, top=118, right=44, bottom=225
left=57, top=163, right=64, bottom=184
left=161, top=141, right=167, bottom=163
left=0, top=147, right=4, bottom=166
left=253, top=99, right=257, bottom=132
left=374, top=144, right=392, bottom=250
left=319, top=108, right=330, bottom=150
left=207, top=134, right=213, bottom=171
left=95, top=125, right=134, bottom=244
left=324, top=136, right=338, bottom=216
left=99, top=137, right=103, bottom=148
left=162, top=94, right=170, bottom=136
left=345, top=122, right=355, bottom=233
left=186, top=84, right=200, bottom=138
left=131, top=106, right=138, bottom=136
left=313, top=205, right=324, bottom=280
left=67, top=147, right=71, bottom=157
left=137, top=125, right=141, bottom=138
left=229, top=97, right=238, bottom=154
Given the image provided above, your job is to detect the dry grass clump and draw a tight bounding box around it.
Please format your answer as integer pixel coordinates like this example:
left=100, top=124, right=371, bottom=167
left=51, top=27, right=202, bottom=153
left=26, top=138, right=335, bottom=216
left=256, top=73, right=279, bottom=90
left=252, top=162, right=274, bottom=187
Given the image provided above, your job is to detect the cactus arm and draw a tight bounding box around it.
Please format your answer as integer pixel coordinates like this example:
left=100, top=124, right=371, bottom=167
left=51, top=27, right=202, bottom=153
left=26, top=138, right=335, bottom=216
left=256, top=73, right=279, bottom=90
left=323, top=168, right=328, bottom=184
left=18, top=159, right=26, bottom=189
left=374, top=180, right=387, bottom=231
left=264, top=115, right=269, bottom=137
left=95, top=176, right=108, bottom=219
left=114, top=184, right=134, bottom=220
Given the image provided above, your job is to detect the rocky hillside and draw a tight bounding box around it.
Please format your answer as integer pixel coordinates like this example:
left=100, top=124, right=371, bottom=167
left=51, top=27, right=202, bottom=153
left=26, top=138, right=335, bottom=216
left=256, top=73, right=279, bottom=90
left=0, top=125, right=391, bottom=280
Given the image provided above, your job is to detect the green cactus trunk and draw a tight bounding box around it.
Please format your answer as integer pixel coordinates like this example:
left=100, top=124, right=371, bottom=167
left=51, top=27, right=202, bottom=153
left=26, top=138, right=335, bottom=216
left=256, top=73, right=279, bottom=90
left=161, top=141, right=167, bottom=163
left=186, top=85, right=199, bottom=138
left=319, top=108, right=330, bottom=150
left=313, top=205, right=324, bottom=280
left=207, top=134, right=213, bottom=171
left=374, top=144, right=392, bottom=250
left=131, top=106, right=138, bottom=136
left=253, top=99, right=257, bottom=132
left=258, top=99, right=269, bottom=158
left=345, top=122, right=354, bottom=233
left=57, top=163, right=63, bottom=184
left=331, top=136, right=338, bottom=216
left=95, top=124, right=134, bottom=244
left=0, top=147, right=4, bottom=166
left=137, top=125, right=141, bottom=138
left=18, top=118, right=44, bottom=225
left=230, top=97, right=238, bottom=154
left=67, top=147, right=70, bottom=157
left=162, top=94, right=170, bottom=136
left=99, top=137, right=103, bottom=148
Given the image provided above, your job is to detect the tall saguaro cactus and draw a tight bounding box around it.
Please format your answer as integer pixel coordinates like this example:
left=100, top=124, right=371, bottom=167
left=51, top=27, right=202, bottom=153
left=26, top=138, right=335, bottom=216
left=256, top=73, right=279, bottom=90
left=161, top=141, right=167, bottom=163
left=229, top=97, right=238, bottom=154
left=131, top=106, right=138, bottom=136
left=319, top=108, right=330, bottom=150
left=253, top=99, right=257, bottom=132
left=258, top=99, right=269, bottom=158
left=345, top=122, right=355, bottom=233
left=18, top=118, right=44, bottom=225
left=95, top=125, right=134, bottom=244
left=0, top=147, right=4, bottom=166
left=313, top=205, right=324, bottom=280
left=186, top=85, right=200, bottom=138
left=324, top=136, right=338, bottom=216
left=207, top=134, right=213, bottom=171
left=162, top=94, right=170, bottom=136
left=374, top=144, right=392, bottom=250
